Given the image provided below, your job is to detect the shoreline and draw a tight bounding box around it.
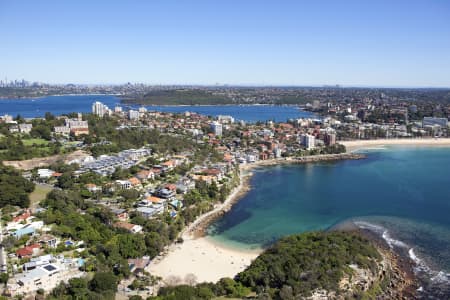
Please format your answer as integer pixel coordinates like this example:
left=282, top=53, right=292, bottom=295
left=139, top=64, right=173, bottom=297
left=183, top=167, right=253, bottom=239
left=357, top=227, right=419, bottom=298
left=145, top=166, right=259, bottom=285
left=0, top=93, right=122, bottom=100
left=146, top=153, right=367, bottom=285
left=240, top=152, right=365, bottom=171
left=186, top=152, right=365, bottom=238
left=331, top=221, right=418, bottom=298
left=341, top=138, right=450, bottom=152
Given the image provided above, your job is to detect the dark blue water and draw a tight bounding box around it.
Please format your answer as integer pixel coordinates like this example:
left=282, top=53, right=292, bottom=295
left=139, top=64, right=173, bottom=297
left=0, top=95, right=314, bottom=122
left=208, top=147, right=450, bottom=286
left=0, top=95, right=121, bottom=118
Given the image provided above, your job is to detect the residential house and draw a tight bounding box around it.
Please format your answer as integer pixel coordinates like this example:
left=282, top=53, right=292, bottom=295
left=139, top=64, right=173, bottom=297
left=161, top=160, right=175, bottom=170
left=128, top=257, right=150, bottom=274
left=146, top=196, right=165, bottom=205
left=169, top=199, right=183, bottom=210
left=14, top=263, right=64, bottom=294
left=136, top=170, right=155, bottom=182
left=9, top=125, right=19, bottom=133
left=111, top=208, right=129, bottom=221
left=116, top=180, right=131, bottom=190
left=137, top=199, right=152, bottom=207
left=136, top=206, right=163, bottom=219
left=19, top=124, right=33, bottom=134
left=23, top=254, right=54, bottom=271
left=191, top=174, right=214, bottom=184
left=154, top=188, right=175, bottom=199
left=38, top=234, right=58, bottom=248
left=85, top=183, right=101, bottom=193
left=12, top=210, right=32, bottom=223
left=201, top=168, right=223, bottom=181
left=114, top=221, right=142, bottom=233
left=165, top=184, right=177, bottom=192
left=37, top=169, right=55, bottom=179
left=16, top=244, right=40, bottom=259
left=150, top=167, right=163, bottom=177
left=128, top=177, right=142, bottom=189
left=12, top=226, right=36, bottom=239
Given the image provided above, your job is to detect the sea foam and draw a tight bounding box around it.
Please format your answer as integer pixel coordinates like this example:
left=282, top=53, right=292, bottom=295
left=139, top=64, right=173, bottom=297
left=355, top=220, right=450, bottom=285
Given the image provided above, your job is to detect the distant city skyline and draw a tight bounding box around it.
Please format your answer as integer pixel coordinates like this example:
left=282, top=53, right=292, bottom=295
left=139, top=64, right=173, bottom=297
left=1, top=0, right=450, bottom=87
left=1, top=77, right=450, bottom=89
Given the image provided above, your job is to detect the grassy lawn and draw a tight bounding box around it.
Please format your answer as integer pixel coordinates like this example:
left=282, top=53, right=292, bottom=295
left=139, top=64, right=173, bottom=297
left=22, top=138, right=50, bottom=146
left=29, top=184, right=52, bottom=208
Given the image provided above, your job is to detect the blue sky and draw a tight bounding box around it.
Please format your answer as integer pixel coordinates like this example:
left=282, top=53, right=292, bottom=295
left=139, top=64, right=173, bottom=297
left=0, top=0, right=449, bottom=87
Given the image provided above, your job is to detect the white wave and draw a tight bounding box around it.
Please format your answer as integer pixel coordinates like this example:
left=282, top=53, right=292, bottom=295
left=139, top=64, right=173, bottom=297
left=354, top=221, right=408, bottom=248
left=382, top=230, right=409, bottom=249
left=355, top=220, right=450, bottom=285
left=408, top=248, right=421, bottom=264
left=409, top=248, right=450, bottom=284
left=353, top=221, right=385, bottom=233
left=430, top=271, right=450, bottom=283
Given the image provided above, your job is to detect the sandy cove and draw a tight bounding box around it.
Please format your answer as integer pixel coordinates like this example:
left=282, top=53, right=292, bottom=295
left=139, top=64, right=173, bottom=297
left=146, top=167, right=261, bottom=284
left=146, top=235, right=261, bottom=285
left=146, top=153, right=365, bottom=285
left=341, top=138, right=450, bottom=152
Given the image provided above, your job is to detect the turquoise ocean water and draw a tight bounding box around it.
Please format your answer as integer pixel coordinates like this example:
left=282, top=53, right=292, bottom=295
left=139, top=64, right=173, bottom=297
left=207, top=147, right=450, bottom=294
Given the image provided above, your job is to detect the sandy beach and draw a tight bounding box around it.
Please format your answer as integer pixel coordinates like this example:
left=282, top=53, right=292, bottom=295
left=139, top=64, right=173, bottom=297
left=341, top=138, right=450, bottom=152
left=146, top=167, right=261, bottom=284
left=146, top=235, right=261, bottom=284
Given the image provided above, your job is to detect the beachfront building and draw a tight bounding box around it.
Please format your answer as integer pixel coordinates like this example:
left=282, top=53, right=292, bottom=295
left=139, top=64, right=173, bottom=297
left=423, top=117, right=448, bottom=128
left=9, top=259, right=84, bottom=296
left=300, top=134, right=315, bottom=150
left=324, top=133, right=336, bottom=146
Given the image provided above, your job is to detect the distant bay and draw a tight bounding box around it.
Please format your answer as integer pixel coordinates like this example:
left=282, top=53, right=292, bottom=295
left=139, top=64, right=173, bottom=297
left=0, top=95, right=315, bottom=122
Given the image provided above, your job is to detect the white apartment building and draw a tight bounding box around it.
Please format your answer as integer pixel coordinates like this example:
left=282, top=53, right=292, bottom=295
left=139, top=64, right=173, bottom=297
left=210, top=121, right=223, bottom=136
left=92, top=101, right=110, bottom=117
left=300, top=134, right=315, bottom=150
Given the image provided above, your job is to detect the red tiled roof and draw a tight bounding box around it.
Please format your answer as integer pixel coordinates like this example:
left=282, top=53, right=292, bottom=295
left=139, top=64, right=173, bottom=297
left=165, top=184, right=177, bottom=191
left=128, top=177, right=141, bottom=186
left=13, top=211, right=31, bottom=222
left=114, top=221, right=135, bottom=231
left=16, top=244, right=40, bottom=257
